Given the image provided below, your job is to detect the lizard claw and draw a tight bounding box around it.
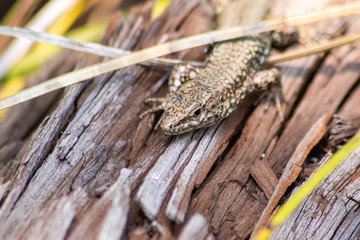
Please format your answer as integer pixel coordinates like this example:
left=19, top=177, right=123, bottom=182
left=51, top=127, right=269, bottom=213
left=139, top=97, right=167, bottom=120
left=144, top=97, right=167, bottom=104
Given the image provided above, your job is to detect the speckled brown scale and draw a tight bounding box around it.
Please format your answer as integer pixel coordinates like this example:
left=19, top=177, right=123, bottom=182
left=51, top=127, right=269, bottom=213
left=140, top=33, right=281, bottom=135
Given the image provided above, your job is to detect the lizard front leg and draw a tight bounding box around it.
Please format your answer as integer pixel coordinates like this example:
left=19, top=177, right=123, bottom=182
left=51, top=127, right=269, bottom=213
left=139, top=98, right=167, bottom=119
left=251, top=67, right=280, bottom=91
left=251, top=67, right=284, bottom=121
left=139, top=97, right=168, bottom=129
left=139, top=63, right=200, bottom=128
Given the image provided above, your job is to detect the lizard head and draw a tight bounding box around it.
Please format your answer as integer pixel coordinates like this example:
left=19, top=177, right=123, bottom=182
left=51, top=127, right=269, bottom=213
left=159, top=85, right=223, bottom=135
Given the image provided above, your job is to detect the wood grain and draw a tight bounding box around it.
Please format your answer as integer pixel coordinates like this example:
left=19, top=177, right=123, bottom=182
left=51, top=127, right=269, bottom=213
left=0, top=0, right=359, bottom=239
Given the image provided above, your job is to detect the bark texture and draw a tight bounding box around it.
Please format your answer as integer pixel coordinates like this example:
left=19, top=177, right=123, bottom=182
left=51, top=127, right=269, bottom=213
left=0, top=0, right=359, bottom=239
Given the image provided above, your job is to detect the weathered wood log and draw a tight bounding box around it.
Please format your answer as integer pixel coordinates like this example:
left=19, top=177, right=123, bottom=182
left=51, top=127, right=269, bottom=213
left=0, top=0, right=359, bottom=239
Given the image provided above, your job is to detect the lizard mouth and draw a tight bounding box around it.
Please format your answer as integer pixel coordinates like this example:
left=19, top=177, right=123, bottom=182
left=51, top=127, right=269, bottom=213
left=160, top=118, right=218, bottom=135
left=159, top=106, right=221, bottom=135
left=160, top=120, right=199, bottom=135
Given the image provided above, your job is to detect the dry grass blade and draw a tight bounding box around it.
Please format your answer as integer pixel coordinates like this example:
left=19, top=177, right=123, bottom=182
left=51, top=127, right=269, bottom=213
left=0, top=26, right=129, bottom=58
left=267, top=32, right=360, bottom=64
left=0, top=26, right=204, bottom=67
left=0, top=1, right=360, bottom=110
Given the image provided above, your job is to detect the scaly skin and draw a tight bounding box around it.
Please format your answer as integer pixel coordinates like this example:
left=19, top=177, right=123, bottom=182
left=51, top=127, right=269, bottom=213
left=141, top=34, right=281, bottom=135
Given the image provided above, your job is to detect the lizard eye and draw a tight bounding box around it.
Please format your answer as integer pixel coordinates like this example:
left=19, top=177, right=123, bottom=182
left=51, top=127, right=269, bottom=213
left=193, top=109, right=201, bottom=117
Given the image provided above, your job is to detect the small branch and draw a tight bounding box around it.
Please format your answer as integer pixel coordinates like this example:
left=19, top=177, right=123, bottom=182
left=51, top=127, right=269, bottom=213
left=251, top=114, right=329, bottom=239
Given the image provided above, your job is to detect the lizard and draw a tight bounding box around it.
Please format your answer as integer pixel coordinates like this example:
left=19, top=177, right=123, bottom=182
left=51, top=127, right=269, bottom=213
left=140, top=0, right=289, bottom=135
